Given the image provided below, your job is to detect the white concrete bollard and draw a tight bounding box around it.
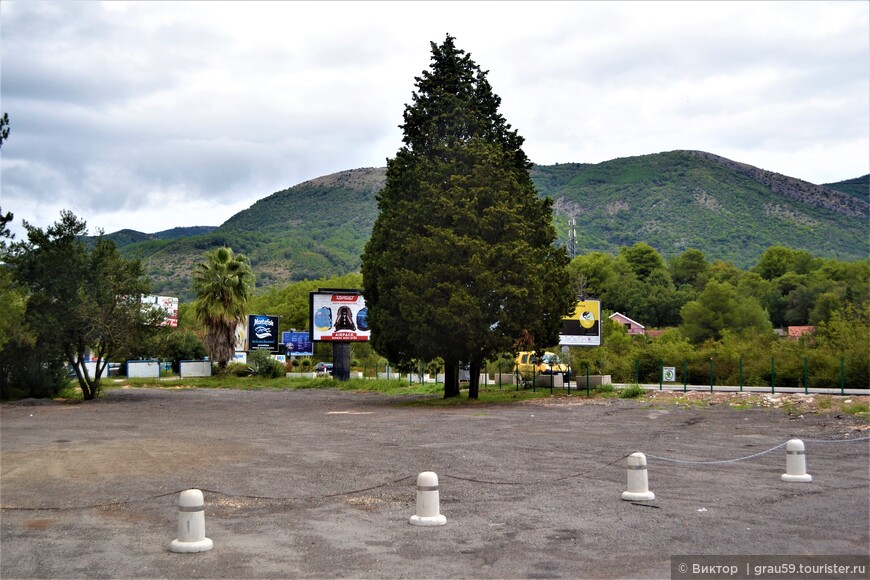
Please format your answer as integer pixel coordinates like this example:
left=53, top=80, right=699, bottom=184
left=409, top=471, right=447, bottom=526
left=621, top=452, right=655, bottom=501
left=781, top=439, right=812, bottom=483
left=169, top=489, right=214, bottom=553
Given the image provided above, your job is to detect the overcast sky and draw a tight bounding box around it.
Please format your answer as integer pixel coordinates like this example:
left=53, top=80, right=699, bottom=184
left=1, top=1, right=868, bottom=238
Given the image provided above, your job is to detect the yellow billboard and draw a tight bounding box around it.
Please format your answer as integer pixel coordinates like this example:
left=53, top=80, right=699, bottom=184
left=559, top=299, right=601, bottom=346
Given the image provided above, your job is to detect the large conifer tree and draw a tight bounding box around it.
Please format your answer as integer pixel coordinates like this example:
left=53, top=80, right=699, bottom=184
left=361, top=35, right=574, bottom=398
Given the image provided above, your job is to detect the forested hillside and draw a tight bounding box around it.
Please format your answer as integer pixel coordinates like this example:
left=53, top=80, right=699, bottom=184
left=539, top=151, right=867, bottom=266
left=824, top=174, right=869, bottom=201
left=107, top=151, right=868, bottom=299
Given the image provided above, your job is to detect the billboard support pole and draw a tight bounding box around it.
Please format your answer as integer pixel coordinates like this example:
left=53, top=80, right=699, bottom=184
left=333, top=342, right=351, bottom=381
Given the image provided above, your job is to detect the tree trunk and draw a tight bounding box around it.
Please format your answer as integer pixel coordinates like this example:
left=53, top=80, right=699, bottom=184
left=468, top=359, right=481, bottom=399
left=443, top=357, right=460, bottom=398
left=72, top=358, right=97, bottom=401
left=333, top=342, right=351, bottom=381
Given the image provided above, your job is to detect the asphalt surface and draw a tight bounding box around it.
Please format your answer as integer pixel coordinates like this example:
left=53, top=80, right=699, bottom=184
left=1, top=387, right=868, bottom=579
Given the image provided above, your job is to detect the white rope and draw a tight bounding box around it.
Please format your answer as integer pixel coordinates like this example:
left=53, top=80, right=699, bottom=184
left=644, top=434, right=870, bottom=465
left=803, top=435, right=870, bottom=444
left=644, top=441, right=788, bottom=465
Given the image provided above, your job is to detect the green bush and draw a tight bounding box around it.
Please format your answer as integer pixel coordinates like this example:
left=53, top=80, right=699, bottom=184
left=247, top=350, right=284, bottom=379
left=620, top=384, right=645, bottom=398
left=220, top=362, right=250, bottom=377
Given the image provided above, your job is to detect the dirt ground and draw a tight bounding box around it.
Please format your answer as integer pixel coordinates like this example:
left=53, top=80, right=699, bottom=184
left=1, top=387, right=868, bottom=579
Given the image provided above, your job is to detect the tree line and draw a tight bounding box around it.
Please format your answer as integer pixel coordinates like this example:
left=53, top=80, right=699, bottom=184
left=570, top=242, right=868, bottom=340
left=567, top=244, right=869, bottom=389
left=1, top=36, right=866, bottom=400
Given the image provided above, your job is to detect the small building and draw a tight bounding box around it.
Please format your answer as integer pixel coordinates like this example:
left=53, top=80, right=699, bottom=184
left=787, top=326, right=816, bottom=341
left=608, top=312, right=646, bottom=336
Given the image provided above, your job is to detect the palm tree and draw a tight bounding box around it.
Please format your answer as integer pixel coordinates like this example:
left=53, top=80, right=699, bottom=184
left=192, top=247, right=254, bottom=370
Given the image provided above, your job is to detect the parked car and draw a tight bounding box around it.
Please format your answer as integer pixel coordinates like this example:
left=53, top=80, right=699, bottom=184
left=314, top=362, right=333, bottom=377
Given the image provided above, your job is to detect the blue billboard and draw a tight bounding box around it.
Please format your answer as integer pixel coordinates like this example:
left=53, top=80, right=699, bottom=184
left=248, top=314, right=280, bottom=351
left=282, top=331, right=314, bottom=356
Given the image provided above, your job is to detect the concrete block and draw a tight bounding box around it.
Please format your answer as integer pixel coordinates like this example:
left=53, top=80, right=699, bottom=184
left=180, top=361, right=212, bottom=378
left=127, top=360, right=159, bottom=378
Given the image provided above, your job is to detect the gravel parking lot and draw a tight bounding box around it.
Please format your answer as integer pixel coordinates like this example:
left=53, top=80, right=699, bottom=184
left=2, top=387, right=868, bottom=579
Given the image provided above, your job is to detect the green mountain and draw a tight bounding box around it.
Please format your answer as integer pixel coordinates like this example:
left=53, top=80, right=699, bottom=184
left=104, top=226, right=217, bottom=246
left=111, top=151, right=868, bottom=300
left=824, top=174, right=869, bottom=201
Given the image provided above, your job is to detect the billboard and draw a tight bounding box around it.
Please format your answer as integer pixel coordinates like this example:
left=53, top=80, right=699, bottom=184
left=559, top=299, right=601, bottom=346
left=234, top=321, right=248, bottom=351
left=309, top=290, right=370, bottom=342
left=247, top=314, right=280, bottom=351
left=141, top=295, right=179, bottom=327
left=282, top=331, right=314, bottom=356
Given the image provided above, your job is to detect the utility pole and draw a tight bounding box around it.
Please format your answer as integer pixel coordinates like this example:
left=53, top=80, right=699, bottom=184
left=568, top=216, right=576, bottom=259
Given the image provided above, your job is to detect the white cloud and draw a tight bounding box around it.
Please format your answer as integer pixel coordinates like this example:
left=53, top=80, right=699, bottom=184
left=1, top=0, right=867, bottom=238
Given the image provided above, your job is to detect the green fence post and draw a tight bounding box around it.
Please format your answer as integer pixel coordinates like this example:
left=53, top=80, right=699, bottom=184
left=498, top=362, right=502, bottom=390
left=739, top=356, right=743, bottom=392
left=550, top=371, right=554, bottom=394
left=683, top=361, right=687, bottom=393
left=484, top=361, right=488, bottom=388
left=635, top=359, right=640, bottom=385
left=803, top=356, right=809, bottom=394
left=565, top=364, right=570, bottom=393
left=840, top=356, right=845, bottom=395
left=709, top=358, right=714, bottom=393
left=771, top=358, right=775, bottom=393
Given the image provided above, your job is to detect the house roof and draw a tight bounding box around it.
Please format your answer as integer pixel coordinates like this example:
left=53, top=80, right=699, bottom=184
left=608, top=312, right=645, bottom=329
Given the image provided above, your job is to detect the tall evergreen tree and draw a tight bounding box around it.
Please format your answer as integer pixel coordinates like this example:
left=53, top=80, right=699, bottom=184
left=361, top=35, right=574, bottom=398
left=192, top=247, right=254, bottom=370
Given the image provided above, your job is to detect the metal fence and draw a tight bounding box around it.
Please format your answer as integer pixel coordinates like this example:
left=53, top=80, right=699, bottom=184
left=361, top=356, right=867, bottom=396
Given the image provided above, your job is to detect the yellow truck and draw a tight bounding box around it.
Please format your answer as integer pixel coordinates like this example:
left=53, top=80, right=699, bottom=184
left=515, top=351, right=571, bottom=384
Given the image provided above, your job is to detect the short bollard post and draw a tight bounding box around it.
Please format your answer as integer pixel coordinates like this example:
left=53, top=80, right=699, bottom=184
left=781, top=439, right=812, bottom=483
left=409, top=471, right=446, bottom=526
left=169, top=489, right=214, bottom=553
left=621, top=452, right=655, bottom=501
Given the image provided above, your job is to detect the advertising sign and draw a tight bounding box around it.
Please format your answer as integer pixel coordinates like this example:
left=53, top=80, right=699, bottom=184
left=141, top=295, right=179, bottom=327
left=282, top=331, right=314, bottom=356
left=559, top=299, right=602, bottom=346
left=247, top=314, right=280, bottom=351
left=309, top=290, right=370, bottom=342
left=234, top=321, right=248, bottom=351
left=663, top=366, right=677, bottom=382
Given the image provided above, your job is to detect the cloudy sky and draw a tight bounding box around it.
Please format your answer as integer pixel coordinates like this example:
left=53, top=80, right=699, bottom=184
left=1, top=1, right=868, bottom=238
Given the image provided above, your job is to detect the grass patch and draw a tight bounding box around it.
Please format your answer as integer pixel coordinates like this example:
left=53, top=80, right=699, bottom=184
left=54, top=383, right=85, bottom=402
left=403, top=387, right=553, bottom=406
left=105, top=375, right=585, bottom=406
left=619, top=384, right=646, bottom=399
left=842, top=402, right=870, bottom=416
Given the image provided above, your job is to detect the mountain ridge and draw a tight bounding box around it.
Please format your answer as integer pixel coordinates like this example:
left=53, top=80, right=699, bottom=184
left=104, top=150, right=868, bottom=299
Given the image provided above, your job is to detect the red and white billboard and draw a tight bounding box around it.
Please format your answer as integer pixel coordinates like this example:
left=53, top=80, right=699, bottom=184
left=309, top=290, right=370, bottom=342
left=141, top=295, right=179, bottom=327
